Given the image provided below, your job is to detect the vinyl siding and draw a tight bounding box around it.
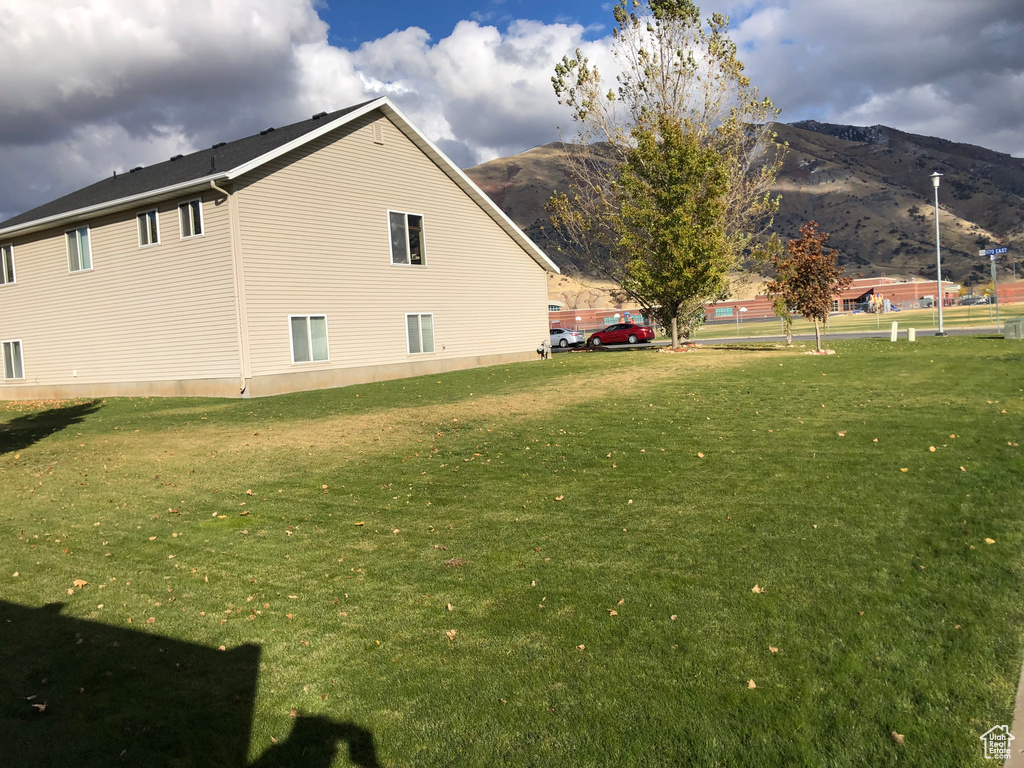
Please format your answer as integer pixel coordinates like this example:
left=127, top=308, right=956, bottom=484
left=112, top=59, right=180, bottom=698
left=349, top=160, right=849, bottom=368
left=0, top=193, right=240, bottom=390
left=235, top=113, right=549, bottom=379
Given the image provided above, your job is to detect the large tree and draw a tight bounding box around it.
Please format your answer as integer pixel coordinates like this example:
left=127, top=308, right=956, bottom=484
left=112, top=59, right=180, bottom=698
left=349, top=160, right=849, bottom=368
left=548, top=0, right=784, bottom=347
left=767, top=221, right=853, bottom=353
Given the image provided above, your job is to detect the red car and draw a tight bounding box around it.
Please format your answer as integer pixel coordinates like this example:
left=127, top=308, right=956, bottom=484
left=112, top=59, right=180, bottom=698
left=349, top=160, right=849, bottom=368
left=587, top=322, right=655, bottom=346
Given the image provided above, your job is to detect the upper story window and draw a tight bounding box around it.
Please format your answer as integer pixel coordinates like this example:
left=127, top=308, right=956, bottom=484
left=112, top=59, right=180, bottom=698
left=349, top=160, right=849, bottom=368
left=2, top=340, right=24, bottom=380
left=0, top=244, right=13, bottom=285
left=66, top=226, right=92, bottom=272
left=179, top=199, right=203, bottom=238
left=138, top=209, right=160, bottom=247
left=389, top=211, right=425, bottom=266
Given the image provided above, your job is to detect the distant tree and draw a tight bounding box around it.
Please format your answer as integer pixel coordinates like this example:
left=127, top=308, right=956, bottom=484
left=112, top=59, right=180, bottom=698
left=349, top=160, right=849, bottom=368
left=772, top=295, right=793, bottom=346
left=767, top=221, right=852, bottom=353
left=547, top=0, right=784, bottom=347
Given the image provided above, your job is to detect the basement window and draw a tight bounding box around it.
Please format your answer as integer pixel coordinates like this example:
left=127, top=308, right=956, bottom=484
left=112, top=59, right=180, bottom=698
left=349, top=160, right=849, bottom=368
left=406, top=313, right=435, bottom=354
left=2, top=340, right=24, bottom=380
left=290, top=315, right=329, bottom=363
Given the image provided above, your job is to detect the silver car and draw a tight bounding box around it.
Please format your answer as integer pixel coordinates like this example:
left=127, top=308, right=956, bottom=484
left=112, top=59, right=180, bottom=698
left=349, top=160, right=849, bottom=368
left=549, top=327, right=584, bottom=347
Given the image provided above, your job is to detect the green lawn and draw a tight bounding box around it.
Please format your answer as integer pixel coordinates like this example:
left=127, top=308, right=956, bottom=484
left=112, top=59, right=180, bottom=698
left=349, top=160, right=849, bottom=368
left=693, top=301, right=1024, bottom=340
left=2, top=337, right=1022, bottom=767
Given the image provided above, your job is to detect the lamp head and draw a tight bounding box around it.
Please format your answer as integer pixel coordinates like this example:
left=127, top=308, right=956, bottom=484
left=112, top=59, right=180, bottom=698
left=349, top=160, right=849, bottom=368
left=930, top=171, right=942, bottom=189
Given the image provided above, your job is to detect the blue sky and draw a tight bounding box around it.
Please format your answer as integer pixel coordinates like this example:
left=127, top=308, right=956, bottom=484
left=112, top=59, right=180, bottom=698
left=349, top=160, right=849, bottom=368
left=323, top=0, right=612, bottom=48
left=0, top=0, right=1021, bottom=220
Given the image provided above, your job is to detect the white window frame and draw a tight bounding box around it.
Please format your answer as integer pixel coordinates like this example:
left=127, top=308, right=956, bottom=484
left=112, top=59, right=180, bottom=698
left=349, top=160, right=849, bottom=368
left=138, top=209, right=160, bottom=247
left=288, top=314, right=329, bottom=364
left=0, top=243, right=14, bottom=286
left=66, top=226, right=93, bottom=273
left=405, top=312, right=435, bottom=355
left=178, top=199, right=204, bottom=239
left=388, top=210, right=426, bottom=267
left=2, top=339, right=24, bottom=381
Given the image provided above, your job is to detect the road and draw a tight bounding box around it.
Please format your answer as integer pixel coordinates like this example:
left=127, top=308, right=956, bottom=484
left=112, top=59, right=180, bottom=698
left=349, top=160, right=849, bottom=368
left=552, top=325, right=1002, bottom=352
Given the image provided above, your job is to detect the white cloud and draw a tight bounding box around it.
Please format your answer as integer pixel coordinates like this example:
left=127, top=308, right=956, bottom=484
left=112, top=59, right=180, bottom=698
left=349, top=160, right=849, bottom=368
left=726, top=0, right=1024, bottom=154
left=1, top=0, right=1021, bottom=221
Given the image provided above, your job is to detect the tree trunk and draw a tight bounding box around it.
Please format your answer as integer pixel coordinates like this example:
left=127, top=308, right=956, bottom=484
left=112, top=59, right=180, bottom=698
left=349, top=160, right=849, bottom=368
left=671, top=316, right=679, bottom=349
left=785, top=318, right=793, bottom=346
left=814, top=318, right=822, bottom=352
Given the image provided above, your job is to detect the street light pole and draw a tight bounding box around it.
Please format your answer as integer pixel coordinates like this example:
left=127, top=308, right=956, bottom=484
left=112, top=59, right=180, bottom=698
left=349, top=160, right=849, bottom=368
left=930, top=172, right=946, bottom=336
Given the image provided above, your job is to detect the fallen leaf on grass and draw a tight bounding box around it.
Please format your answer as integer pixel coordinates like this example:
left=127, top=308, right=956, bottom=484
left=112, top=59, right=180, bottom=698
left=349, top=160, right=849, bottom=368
left=354, top=521, right=365, bottom=526
left=617, top=598, right=625, bottom=606
left=286, top=613, right=294, bottom=620
left=696, top=452, right=705, bottom=459
left=985, top=538, right=996, bottom=545
left=290, top=708, right=298, bottom=718
left=769, top=646, right=779, bottom=653
left=928, top=446, right=936, bottom=452
left=891, top=731, right=905, bottom=746
left=837, top=431, right=846, bottom=437
left=608, top=610, right=618, bottom=617
left=960, top=466, right=967, bottom=472
left=751, top=585, right=764, bottom=594
left=146, top=617, right=155, bottom=624
left=447, top=604, right=454, bottom=612
left=444, top=558, right=471, bottom=567
left=445, top=629, right=458, bottom=641
left=245, top=489, right=253, bottom=496
left=72, top=579, right=88, bottom=588
left=670, top=615, right=677, bottom=621
left=747, top=680, right=756, bottom=689
left=872, top=438, right=878, bottom=443
left=576, top=644, right=585, bottom=651
left=900, top=468, right=908, bottom=473
left=555, top=495, right=564, bottom=501
left=32, top=703, right=46, bottom=713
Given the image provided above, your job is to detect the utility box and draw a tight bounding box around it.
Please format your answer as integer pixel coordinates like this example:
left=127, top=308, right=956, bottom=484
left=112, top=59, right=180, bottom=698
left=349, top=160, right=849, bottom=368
left=1005, top=317, right=1024, bottom=339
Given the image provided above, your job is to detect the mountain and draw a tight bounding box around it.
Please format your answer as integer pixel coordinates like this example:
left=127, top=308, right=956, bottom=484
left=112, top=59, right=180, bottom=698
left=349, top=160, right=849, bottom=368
left=464, top=123, right=1024, bottom=285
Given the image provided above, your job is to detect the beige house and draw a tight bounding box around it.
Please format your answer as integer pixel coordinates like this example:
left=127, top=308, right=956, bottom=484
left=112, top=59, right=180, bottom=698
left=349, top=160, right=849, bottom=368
left=0, top=97, right=558, bottom=399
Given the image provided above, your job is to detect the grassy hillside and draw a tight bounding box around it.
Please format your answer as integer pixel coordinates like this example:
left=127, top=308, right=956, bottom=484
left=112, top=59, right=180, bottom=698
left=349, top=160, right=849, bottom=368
left=465, top=124, right=1024, bottom=285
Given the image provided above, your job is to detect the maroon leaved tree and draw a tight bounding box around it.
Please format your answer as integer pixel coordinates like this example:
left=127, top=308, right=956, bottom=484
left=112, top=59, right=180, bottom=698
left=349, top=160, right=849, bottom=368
left=767, top=221, right=852, bottom=353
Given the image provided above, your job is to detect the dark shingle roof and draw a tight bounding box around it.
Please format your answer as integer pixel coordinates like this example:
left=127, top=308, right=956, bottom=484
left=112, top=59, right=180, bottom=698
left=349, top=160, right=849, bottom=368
left=0, top=100, right=377, bottom=231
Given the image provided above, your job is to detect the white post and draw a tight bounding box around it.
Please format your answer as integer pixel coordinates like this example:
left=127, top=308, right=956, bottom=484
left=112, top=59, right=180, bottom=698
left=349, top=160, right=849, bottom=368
left=890, top=321, right=899, bottom=342
left=931, top=172, right=946, bottom=336
left=908, top=328, right=917, bottom=342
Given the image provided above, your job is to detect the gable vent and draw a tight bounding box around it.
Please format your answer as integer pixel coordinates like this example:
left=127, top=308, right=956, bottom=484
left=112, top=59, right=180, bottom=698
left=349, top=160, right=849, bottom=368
left=260, top=127, right=275, bottom=135
left=312, top=111, right=328, bottom=120
left=372, top=123, right=384, bottom=146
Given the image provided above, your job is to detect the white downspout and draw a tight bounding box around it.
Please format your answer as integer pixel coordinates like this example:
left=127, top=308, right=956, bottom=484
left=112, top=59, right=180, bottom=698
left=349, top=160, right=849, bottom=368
left=211, top=180, right=251, bottom=394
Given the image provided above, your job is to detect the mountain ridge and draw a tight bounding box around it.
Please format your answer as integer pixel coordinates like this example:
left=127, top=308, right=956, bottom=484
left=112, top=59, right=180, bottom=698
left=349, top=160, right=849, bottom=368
left=464, top=121, right=1024, bottom=285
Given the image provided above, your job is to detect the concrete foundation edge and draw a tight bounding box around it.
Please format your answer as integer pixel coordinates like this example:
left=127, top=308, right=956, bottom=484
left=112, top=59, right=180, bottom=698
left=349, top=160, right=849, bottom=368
left=0, top=351, right=539, bottom=401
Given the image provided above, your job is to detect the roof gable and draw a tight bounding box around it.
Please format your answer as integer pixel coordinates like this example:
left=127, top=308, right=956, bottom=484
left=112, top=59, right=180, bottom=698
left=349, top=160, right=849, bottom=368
left=0, top=98, right=558, bottom=273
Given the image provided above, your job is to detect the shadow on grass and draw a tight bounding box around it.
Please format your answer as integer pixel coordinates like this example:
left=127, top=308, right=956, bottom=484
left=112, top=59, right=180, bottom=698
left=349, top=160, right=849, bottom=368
left=0, top=400, right=103, bottom=456
left=0, top=601, right=380, bottom=768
